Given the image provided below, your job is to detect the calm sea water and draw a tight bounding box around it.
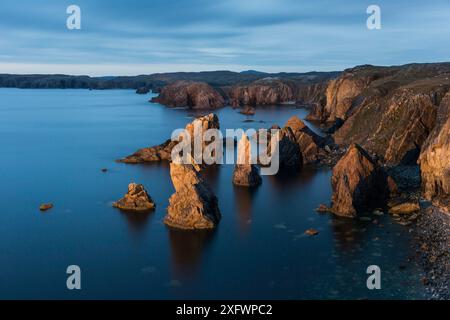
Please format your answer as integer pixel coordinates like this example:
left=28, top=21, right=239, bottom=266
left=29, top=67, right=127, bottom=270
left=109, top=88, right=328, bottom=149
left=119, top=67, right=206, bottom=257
left=0, top=88, right=426, bottom=299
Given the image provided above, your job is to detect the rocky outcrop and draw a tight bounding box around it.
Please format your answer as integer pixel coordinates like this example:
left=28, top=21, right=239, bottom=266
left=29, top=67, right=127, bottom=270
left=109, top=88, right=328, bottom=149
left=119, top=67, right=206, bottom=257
left=136, top=87, right=149, bottom=94
left=232, top=134, right=262, bottom=187
left=419, top=92, right=450, bottom=212
left=151, top=81, right=225, bottom=109
left=239, top=106, right=255, bottom=115
left=229, top=78, right=295, bottom=106
left=334, top=89, right=438, bottom=164
left=330, top=144, right=394, bottom=217
left=113, top=183, right=155, bottom=211
left=311, top=63, right=450, bottom=165
left=118, top=113, right=220, bottom=163
left=307, top=65, right=390, bottom=122
left=272, top=127, right=303, bottom=168
left=165, top=162, right=221, bottom=229
left=285, top=116, right=326, bottom=164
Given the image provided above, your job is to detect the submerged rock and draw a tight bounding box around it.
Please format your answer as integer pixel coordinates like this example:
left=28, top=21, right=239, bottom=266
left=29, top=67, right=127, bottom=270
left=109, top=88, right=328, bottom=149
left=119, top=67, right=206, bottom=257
left=165, top=162, right=221, bottom=229
left=151, top=81, right=224, bottom=109
left=330, top=144, right=393, bottom=217
left=232, top=134, right=262, bottom=187
left=113, top=183, right=155, bottom=211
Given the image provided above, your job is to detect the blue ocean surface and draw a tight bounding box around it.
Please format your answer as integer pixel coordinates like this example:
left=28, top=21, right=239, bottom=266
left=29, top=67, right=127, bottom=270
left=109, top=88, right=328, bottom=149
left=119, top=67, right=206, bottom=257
left=0, top=88, right=426, bottom=299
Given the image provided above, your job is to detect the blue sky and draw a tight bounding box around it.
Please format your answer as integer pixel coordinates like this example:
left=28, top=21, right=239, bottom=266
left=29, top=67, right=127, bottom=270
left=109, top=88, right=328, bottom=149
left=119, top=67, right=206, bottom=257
left=1, top=0, right=450, bottom=75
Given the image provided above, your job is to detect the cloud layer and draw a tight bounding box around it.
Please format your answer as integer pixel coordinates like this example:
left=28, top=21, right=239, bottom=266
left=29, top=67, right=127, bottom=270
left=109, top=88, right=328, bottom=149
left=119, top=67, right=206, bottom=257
left=1, top=0, right=449, bottom=75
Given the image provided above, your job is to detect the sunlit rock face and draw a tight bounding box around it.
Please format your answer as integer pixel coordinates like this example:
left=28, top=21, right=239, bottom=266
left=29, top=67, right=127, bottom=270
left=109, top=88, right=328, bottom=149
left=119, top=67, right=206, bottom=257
left=419, top=93, right=450, bottom=212
left=113, top=183, right=155, bottom=211
left=151, top=81, right=225, bottom=109
left=165, top=162, right=221, bottom=230
left=232, top=134, right=262, bottom=187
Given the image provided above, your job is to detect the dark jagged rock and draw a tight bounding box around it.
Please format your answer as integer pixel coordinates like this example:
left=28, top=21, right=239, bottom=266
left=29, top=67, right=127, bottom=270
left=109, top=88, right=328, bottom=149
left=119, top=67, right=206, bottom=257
left=136, top=87, right=149, bottom=94
left=165, top=162, right=221, bottom=229
left=151, top=81, right=225, bottom=109
left=113, top=183, right=155, bottom=211
left=330, top=144, right=395, bottom=217
left=285, top=116, right=326, bottom=164
left=271, top=127, right=303, bottom=168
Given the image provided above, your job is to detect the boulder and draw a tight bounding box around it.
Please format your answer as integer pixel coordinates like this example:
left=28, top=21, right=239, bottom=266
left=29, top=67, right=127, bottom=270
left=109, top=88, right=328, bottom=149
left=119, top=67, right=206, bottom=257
left=151, top=81, right=224, bottom=109
left=165, top=162, right=221, bottom=229
left=330, top=144, right=392, bottom=217
left=113, top=183, right=155, bottom=211
left=239, top=106, right=255, bottom=115
left=232, top=134, right=262, bottom=187
left=388, top=201, right=420, bottom=215
left=39, top=203, right=53, bottom=211
left=419, top=92, right=450, bottom=212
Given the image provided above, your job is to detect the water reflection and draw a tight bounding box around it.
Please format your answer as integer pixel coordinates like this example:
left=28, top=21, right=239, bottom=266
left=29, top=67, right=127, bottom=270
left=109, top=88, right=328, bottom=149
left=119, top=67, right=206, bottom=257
left=232, top=185, right=259, bottom=234
left=167, top=227, right=216, bottom=280
left=119, top=211, right=153, bottom=240
left=267, top=166, right=316, bottom=190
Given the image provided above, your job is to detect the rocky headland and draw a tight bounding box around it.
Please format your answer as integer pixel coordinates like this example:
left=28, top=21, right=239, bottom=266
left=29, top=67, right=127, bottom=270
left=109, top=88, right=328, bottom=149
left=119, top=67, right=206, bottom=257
left=150, top=81, right=225, bottom=109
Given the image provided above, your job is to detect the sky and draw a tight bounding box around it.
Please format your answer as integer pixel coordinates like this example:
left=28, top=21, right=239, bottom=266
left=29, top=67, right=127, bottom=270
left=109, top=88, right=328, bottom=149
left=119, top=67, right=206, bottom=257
left=1, top=0, right=450, bottom=76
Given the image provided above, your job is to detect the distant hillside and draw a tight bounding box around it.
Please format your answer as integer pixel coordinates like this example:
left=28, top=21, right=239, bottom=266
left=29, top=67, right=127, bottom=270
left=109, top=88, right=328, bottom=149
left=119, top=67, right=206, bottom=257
left=0, top=70, right=341, bottom=91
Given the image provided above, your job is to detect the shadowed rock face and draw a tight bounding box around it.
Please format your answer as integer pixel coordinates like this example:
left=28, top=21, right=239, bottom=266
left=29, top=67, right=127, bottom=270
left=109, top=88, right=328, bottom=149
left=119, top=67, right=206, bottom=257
left=118, top=113, right=219, bottom=163
left=232, top=134, right=262, bottom=187
left=272, top=126, right=303, bottom=169
left=285, top=116, right=326, bottom=164
left=330, top=144, right=393, bottom=217
left=165, top=162, right=221, bottom=229
left=151, top=81, right=225, bottom=109
left=419, top=93, right=450, bottom=212
left=229, top=78, right=295, bottom=106
left=113, top=183, right=155, bottom=211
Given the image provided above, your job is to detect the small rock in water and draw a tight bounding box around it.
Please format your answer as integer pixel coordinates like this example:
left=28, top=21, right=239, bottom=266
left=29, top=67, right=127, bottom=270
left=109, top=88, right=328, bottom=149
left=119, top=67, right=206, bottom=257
left=101, top=168, right=108, bottom=172
left=274, top=223, right=287, bottom=230
left=315, top=204, right=331, bottom=213
left=305, top=228, right=319, bottom=236
left=359, top=216, right=372, bottom=222
left=388, top=201, right=420, bottom=215
left=113, top=183, right=155, bottom=212
left=39, top=203, right=53, bottom=211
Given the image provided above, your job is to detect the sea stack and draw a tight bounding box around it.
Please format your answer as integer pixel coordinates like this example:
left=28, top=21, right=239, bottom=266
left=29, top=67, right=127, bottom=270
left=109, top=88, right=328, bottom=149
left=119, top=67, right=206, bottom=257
left=165, top=161, right=221, bottom=229
left=232, top=134, right=262, bottom=187
left=330, top=144, right=392, bottom=217
left=113, top=183, right=155, bottom=211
